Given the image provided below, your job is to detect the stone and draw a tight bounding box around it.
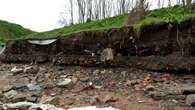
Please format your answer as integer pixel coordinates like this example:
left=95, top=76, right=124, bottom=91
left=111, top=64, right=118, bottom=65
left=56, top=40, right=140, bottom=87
left=100, top=70, right=106, bottom=74
left=149, top=91, right=185, bottom=100
left=27, top=84, right=42, bottom=91
left=182, top=86, right=195, bottom=94
left=100, top=48, right=114, bottom=62
left=90, top=97, right=97, bottom=105
left=13, top=82, right=27, bottom=90
left=2, top=85, right=13, bottom=92
left=11, top=67, right=23, bottom=74
left=145, top=85, right=155, bottom=91
left=80, top=77, right=90, bottom=82
left=12, top=94, right=26, bottom=103
left=125, top=80, right=140, bottom=86
left=27, top=96, right=38, bottom=103
left=31, top=91, right=42, bottom=97
left=186, top=94, right=195, bottom=106
left=71, top=77, right=78, bottom=84
left=48, top=97, right=60, bottom=106
left=68, top=106, right=119, bottom=110
left=93, top=70, right=100, bottom=74
left=96, top=92, right=118, bottom=103
left=24, top=65, right=39, bottom=74
left=56, top=78, right=72, bottom=87
left=4, top=90, right=18, bottom=99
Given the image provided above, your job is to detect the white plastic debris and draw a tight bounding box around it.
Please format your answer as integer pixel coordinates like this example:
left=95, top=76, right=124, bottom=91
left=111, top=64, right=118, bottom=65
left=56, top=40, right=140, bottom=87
left=27, top=39, right=57, bottom=45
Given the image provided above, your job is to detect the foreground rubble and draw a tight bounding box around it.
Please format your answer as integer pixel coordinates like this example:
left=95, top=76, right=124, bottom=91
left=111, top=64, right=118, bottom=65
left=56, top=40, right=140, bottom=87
left=0, top=63, right=195, bottom=110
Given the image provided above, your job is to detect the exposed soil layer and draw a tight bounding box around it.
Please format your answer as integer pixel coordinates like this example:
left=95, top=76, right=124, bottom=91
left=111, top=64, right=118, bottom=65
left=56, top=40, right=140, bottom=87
left=1, top=18, right=195, bottom=72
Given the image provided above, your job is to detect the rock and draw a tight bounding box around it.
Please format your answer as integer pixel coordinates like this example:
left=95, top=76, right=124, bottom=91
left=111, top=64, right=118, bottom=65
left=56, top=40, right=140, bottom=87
left=71, top=77, right=78, bottom=84
left=96, top=92, right=118, bottom=103
left=27, top=96, right=38, bottom=103
left=11, top=67, right=23, bottom=74
left=0, top=102, right=3, bottom=110
left=68, top=106, right=119, bottom=110
left=27, top=84, right=42, bottom=91
left=24, top=65, right=39, bottom=74
left=31, top=91, right=42, bottom=97
left=145, top=85, right=155, bottom=91
left=125, top=80, right=140, bottom=86
left=93, top=70, right=100, bottom=74
left=90, top=97, right=97, bottom=105
left=183, top=86, right=195, bottom=94
left=80, top=77, right=90, bottom=82
left=186, top=94, right=195, bottom=106
left=56, top=78, right=72, bottom=87
left=4, top=102, right=64, bottom=110
left=12, top=94, right=26, bottom=103
left=149, top=91, right=185, bottom=100
left=13, top=82, right=27, bottom=90
left=100, top=48, right=114, bottom=62
left=100, top=70, right=106, bottom=74
left=2, top=85, right=13, bottom=92
left=4, top=90, right=18, bottom=100
left=48, top=97, right=61, bottom=106
left=39, top=95, right=56, bottom=104
left=0, top=93, right=5, bottom=102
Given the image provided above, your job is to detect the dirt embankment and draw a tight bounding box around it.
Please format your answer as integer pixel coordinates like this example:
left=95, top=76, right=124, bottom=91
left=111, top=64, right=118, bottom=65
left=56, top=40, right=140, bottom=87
left=1, top=18, right=195, bottom=72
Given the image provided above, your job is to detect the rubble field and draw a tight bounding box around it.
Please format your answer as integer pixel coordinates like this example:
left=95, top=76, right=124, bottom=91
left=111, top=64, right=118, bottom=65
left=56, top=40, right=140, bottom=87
left=1, top=62, right=195, bottom=110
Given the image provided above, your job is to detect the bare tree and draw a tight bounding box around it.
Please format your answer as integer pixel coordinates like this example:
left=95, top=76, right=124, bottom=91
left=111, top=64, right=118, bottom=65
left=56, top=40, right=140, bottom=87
left=186, top=0, right=192, bottom=6
left=86, top=0, right=93, bottom=22
left=77, top=0, right=86, bottom=23
left=69, top=0, right=74, bottom=25
left=118, top=0, right=126, bottom=15
left=101, top=0, right=106, bottom=19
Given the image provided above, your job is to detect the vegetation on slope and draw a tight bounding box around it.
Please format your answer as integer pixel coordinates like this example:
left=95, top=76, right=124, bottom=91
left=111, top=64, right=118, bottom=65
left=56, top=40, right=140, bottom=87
left=28, top=5, right=195, bottom=39
left=28, top=15, right=127, bottom=38
left=1, top=5, right=195, bottom=42
left=0, top=20, right=34, bottom=43
left=134, top=5, right=195, bottom=31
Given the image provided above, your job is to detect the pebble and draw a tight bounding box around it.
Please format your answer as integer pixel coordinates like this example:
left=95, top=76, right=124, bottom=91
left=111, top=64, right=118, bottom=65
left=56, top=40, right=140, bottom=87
left=24, top=65, right=39, bottom=74
left=12, top=94, right=26, bottom=102
left=11, top=67, right=23, bottom=74
left=56, top=78, right=72, bottom=87
left=27, top=96, right=38, bottom=103
left=4, top=90, right=18, bottom=99
left=2, top=85, right=13, bottom=92
left=27, top=84, right=42, bottom=91
left=13, top=82, right=27, bottom=90
left=186, top=94, right=195, bottom=106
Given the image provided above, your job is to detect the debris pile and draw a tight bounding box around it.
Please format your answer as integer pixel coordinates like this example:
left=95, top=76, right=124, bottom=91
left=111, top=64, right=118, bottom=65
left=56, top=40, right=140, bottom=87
left=0, top=63, right=195, bottom=109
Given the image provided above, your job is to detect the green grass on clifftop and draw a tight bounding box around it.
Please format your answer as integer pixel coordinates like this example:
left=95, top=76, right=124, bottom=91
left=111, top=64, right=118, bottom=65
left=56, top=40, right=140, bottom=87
left=28, top=14, right=127, bottom=38
left=0, top=20, right=34, bottom=43
left=2, top=5, right=195, bottom=41
left=134, top=5, right=195, bottom=31
left=28, top=5, right=195, bottom=39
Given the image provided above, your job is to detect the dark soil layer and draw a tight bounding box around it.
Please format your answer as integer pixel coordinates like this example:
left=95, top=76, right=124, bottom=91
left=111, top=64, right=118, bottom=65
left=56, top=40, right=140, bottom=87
left=1, top=18, right=195, bottom=72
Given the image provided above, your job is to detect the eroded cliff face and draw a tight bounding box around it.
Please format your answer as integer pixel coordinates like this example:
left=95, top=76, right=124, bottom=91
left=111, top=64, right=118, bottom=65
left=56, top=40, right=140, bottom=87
left=1, top=18, right=195, bottom=71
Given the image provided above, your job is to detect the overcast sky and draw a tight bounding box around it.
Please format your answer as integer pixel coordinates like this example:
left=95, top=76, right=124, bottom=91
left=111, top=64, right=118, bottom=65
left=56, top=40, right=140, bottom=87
left=0, top=0, right=69, bottom=32
left=0, top=0, right=172, bottom=32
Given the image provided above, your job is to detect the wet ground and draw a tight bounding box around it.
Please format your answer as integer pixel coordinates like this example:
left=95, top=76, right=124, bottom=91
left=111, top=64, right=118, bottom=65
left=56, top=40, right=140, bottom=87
left=0, top=63, right=195, bottom=110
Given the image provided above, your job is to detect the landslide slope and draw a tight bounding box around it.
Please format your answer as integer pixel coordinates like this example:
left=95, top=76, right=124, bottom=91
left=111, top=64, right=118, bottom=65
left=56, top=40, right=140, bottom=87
left=0, top=20, right=34, bottom=43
